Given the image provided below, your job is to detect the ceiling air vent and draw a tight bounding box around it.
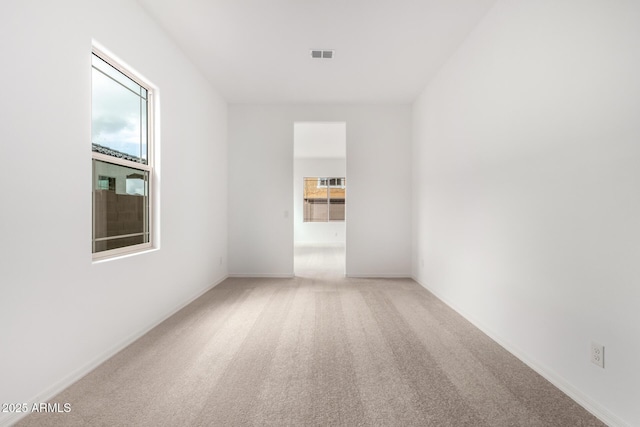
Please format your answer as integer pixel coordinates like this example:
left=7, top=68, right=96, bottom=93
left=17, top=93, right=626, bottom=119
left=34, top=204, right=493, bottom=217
left=311, top=50, right=334, bottom=59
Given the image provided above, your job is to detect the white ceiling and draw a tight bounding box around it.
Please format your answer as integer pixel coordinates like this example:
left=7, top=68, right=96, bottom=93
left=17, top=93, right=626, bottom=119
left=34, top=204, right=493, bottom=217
left=137, top=0, right=497, bottom=104
left=294, top=122, right=346, bottom=159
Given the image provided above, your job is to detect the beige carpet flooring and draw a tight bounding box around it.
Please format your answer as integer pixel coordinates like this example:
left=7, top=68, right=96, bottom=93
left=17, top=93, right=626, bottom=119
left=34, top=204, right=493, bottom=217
left=17, top=247, right=605, bottom=426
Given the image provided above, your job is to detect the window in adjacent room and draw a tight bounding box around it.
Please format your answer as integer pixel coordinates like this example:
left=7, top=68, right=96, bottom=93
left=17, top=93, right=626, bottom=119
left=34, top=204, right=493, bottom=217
left=91, top=49, right=154, bottom=258
left=303, top=177, right=346, bottom=222
left=317, top=177, right=345, bottom=188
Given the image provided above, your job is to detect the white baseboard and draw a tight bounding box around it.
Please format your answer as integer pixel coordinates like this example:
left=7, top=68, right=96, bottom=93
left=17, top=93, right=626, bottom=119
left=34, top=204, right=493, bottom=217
left=346, top=274, right=411, bottom=279
left=0, top=274, right=228, bottom=427
left=294, top=242, right=345, bottom=247
left=227, top=273, right=295, bottom=278
left=411, top=276, right=629, bottom=427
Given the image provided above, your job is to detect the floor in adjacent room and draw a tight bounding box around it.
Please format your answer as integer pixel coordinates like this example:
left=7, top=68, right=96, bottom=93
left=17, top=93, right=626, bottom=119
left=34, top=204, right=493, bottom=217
left=17, top=245, right=604, bottom=426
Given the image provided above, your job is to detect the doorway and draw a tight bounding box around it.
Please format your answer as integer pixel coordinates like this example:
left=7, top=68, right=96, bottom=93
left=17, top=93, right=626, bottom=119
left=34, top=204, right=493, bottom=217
left=293, top=122, right=346, bottom=276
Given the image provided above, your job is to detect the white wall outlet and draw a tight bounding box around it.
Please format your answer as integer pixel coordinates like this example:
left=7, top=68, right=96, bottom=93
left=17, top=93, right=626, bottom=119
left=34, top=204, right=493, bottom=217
left=219, top=256, right=223, bottom=266
left=591, top=342, right=604, bottom=368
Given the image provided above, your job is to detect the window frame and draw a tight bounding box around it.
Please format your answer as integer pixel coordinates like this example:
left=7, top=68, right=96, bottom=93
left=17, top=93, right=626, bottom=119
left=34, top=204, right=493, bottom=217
left=91, top=47, right=155, bottom=261
left=303, top=176, right=346, bottom=223
left=317, top=177, right=345, bottom=189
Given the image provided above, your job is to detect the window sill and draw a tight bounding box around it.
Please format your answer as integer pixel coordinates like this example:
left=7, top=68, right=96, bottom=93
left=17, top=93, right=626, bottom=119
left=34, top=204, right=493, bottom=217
left=92, top=243, right=156, bottom=264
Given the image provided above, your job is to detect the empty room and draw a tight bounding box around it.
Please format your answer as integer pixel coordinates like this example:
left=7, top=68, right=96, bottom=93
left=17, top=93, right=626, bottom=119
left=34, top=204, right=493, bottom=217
left=1, top=1, right=638, bottom=426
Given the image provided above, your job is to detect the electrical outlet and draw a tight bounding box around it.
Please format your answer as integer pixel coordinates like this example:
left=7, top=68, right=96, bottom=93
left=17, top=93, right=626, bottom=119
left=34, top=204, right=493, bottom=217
left=219, top=256, right=223, bottom=266
left=591, top=342, right=604, bottom=368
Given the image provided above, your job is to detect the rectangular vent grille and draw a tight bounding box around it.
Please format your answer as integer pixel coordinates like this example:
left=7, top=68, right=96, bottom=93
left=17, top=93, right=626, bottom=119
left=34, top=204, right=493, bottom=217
left=311, top=50, right=334, bottom=59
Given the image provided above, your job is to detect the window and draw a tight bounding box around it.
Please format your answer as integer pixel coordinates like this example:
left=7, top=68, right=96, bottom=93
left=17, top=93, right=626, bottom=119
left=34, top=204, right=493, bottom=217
left=97, top=175, right=115, bottom=191
left=303, top=177, right=346, bottom=222
left=317, top=177, right=345, bottom=188
left=91, top=49, right=153, bottom=258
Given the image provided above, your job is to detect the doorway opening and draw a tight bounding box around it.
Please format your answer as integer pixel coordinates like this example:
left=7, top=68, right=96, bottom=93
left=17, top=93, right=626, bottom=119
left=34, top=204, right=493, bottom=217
left=293, top=122, right=346, bottom=276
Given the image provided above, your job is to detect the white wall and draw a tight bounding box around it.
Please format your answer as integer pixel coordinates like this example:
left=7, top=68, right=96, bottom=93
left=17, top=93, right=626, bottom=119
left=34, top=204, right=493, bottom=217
left=294, top=158, right=347, bottom=244
left=0, top=1, right=228, bottom=425
left=412, top=1, right=640, bottom=426
left=229, top=105, right=411, bottom=277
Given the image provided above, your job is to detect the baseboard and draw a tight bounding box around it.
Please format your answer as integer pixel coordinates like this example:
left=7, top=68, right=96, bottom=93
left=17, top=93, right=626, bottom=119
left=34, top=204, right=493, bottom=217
left=411, top=276, right=629, bottom=427
left=228, top=273, right=295, bottom=278
left=346, top=274, right=411, bottom=279
left=294, top=242, right=345, bottom=247
left=0, top=274, right=228, bottom=427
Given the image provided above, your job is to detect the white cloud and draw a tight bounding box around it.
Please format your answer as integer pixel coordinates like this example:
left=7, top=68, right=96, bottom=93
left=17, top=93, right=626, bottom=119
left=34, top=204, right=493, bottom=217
left=92, top=68, right=145, bottom=158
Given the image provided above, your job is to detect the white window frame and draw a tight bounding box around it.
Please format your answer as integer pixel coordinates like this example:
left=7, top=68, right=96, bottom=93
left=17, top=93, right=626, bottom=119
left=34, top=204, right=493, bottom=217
left=304, top=176, right=346, bottom=223
left=317, top=177, right=345, bottom=189
left=91, top=47, right=155, bottom=260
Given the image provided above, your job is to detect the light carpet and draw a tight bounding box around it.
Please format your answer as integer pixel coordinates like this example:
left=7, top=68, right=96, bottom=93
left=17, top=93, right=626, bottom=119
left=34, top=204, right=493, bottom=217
left=17, top=276, right=605, bottom=426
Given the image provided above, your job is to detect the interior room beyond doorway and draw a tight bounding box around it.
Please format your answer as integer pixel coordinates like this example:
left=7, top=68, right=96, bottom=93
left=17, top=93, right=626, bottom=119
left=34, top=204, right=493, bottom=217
left=293, top=122, right=346, bottom=276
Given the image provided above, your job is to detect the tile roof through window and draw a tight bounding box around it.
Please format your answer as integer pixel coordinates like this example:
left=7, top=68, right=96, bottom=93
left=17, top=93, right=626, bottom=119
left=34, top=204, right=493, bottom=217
left=92, top=143, right=142, bottom=163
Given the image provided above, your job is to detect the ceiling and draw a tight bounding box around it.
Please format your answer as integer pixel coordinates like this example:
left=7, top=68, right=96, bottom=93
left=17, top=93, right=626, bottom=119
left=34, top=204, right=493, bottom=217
left=137, top=0, right=497, bottom=104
